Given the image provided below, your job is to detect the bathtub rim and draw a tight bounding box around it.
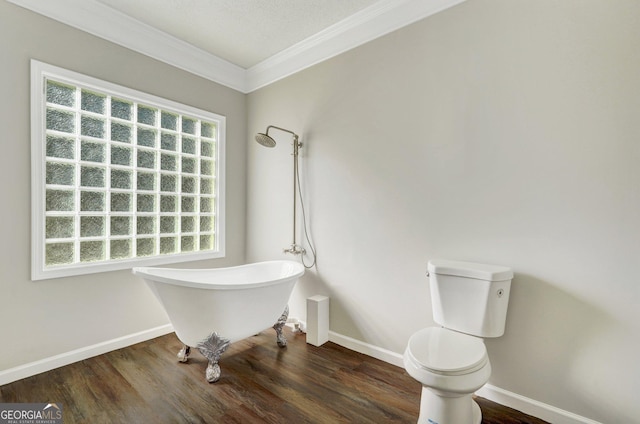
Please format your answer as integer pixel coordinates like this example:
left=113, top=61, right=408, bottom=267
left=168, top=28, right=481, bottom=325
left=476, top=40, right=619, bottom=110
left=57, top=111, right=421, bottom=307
left=132, top=260, right=305, bottom=290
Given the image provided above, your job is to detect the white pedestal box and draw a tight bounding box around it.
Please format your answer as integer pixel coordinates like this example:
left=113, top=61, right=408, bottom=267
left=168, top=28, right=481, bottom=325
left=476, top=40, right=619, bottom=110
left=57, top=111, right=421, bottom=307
left=306, top=295, right=329, bottom=346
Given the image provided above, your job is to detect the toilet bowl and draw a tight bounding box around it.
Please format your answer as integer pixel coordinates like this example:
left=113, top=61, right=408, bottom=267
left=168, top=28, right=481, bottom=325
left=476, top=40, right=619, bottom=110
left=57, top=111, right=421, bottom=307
left=404, top=327, right=491, bottom=424
left=404, top=260, right=513, bottom=424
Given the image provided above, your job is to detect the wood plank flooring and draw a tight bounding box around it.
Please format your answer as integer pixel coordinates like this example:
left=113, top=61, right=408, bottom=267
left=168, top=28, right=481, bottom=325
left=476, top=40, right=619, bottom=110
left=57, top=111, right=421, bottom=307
left=1, top=328, right=548, bottom=423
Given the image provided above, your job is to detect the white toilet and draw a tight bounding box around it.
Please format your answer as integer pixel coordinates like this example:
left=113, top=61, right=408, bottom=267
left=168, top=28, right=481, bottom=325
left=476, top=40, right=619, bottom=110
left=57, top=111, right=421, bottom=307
left=404, top=259, right=513, bottom=424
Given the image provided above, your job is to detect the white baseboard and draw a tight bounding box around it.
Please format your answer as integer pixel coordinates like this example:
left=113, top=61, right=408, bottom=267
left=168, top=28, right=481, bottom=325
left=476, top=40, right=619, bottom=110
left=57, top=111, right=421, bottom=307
left=0, top=325, right=604, bottom=424
left=0, top=324, right=174, bottom=386
left=475, top=384, right=603, bottom=424
left=328, top=330, right=601, bottom=424
left=329, top=331, right=405, bottom=367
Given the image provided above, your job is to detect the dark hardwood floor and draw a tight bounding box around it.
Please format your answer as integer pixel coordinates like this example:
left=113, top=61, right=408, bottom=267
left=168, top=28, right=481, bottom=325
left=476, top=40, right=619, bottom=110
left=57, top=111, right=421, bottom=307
left=1, top=328, right=548, bottom=423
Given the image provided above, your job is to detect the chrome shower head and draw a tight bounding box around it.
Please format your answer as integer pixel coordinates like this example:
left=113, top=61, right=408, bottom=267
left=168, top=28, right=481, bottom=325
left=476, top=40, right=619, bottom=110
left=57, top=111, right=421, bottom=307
left=256, top=125, right=300, bottom=149
left=255, top=132, right=276, bottom=148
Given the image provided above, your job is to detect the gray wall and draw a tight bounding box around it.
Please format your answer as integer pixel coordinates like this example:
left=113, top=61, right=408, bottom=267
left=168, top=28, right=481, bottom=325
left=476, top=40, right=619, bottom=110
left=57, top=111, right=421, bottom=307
left=0, top=1, right=246, bottom=369
left=247, top=1, right=640, bottom=422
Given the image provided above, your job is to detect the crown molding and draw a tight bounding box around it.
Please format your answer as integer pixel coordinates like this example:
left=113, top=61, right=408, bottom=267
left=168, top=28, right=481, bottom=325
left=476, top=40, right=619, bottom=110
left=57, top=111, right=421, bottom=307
left=245, top=0, right=468, bottom=92
left=7, top=0, right=247, bottom=92
left=7, top=0, right=467, bottom=94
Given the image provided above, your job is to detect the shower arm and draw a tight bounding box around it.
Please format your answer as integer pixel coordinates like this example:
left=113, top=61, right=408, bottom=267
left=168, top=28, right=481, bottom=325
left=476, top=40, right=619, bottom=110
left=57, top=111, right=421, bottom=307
left=265, top=125, right=294, bottom=137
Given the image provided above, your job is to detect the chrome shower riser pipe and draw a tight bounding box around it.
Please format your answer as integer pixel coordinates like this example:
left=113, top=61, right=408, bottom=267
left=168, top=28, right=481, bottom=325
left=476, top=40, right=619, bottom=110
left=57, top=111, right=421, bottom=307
left=286, top=135, right=305, bottom=256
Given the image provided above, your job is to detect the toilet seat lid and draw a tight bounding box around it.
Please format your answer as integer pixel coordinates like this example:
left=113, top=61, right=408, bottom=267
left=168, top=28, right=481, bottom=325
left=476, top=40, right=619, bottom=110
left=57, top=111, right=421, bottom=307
left=407, top=327, right=488, bottom=375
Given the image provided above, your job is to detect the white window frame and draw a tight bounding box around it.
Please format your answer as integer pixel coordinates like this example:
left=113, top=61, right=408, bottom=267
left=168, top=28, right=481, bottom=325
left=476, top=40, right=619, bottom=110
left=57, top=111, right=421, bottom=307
left=31, top=60, right=226, bottom=280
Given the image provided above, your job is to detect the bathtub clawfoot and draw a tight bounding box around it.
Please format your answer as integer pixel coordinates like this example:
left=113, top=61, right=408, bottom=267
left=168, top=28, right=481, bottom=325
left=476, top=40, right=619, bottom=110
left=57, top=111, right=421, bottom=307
left=197, top=332, right=230, bottom=383
left=205, top=362, right=221, bottom=383
left=273, top=305, right=289, bottom=348
left=177, top=345, right=191, bottom=363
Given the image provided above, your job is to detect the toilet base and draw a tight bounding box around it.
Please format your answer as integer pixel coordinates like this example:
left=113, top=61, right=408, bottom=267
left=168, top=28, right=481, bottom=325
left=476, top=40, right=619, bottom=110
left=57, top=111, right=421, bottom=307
left=417, top=387, right=481, bottom=424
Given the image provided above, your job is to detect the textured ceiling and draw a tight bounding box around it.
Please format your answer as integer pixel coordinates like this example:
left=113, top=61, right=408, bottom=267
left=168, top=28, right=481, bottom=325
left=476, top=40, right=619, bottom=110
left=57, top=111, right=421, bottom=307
left=95, top=0, right=380, bottom=68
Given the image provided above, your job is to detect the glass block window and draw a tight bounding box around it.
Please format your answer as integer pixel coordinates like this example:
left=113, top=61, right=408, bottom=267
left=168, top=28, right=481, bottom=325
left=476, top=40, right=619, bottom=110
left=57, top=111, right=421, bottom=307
left=31, top=60, right=226, bottom=280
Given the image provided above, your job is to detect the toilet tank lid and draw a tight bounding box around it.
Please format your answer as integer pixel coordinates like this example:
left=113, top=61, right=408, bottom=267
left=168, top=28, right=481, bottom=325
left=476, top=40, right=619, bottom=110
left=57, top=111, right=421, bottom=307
left=428, top=259, right=513, bottom=281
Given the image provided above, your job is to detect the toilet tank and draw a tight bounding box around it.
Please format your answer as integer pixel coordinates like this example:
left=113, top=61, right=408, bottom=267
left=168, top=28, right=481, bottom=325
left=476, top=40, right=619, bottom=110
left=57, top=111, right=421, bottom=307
left=428, top=259, right=513, bottom=338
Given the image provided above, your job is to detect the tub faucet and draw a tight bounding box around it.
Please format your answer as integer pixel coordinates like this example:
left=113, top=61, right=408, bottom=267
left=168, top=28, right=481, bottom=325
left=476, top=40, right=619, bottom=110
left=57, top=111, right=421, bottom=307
left=284, top=243, right=305, bottom=255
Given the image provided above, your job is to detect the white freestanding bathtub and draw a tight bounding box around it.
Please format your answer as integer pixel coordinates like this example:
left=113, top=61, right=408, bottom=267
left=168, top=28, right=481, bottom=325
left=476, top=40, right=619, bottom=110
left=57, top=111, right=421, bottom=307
left=132, top=260, right=305, bottom=382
